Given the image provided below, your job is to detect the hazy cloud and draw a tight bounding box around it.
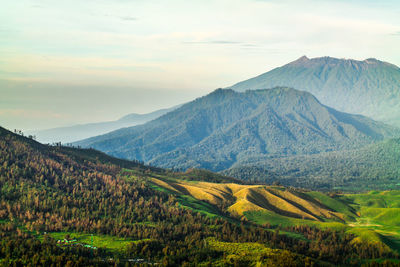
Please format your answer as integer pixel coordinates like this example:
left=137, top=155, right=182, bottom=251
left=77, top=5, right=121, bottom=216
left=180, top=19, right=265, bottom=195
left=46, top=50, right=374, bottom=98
left=1, top=0, right=400, bottom=130
left=183, top=40, right=266, bottom=50
left=183, top=40, right=244, bottom=45
left=103, top=13, right=137, bottom=22
left=209, top=40, right=241, bottom=44
left=119, top=16, right=137, bottom=21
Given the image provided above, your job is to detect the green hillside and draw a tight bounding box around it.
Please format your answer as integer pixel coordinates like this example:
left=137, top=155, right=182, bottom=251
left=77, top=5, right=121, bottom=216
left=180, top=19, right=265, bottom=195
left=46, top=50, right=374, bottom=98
left=1, top=126, right=399, bottom=266
left=149, top=173, right=400, bottom=259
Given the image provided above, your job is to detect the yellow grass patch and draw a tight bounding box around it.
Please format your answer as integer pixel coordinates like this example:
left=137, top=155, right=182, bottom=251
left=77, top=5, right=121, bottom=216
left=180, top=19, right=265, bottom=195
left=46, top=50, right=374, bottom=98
left=151, top=178, right=181, bottom=194
left=152, top=177, right=348, bottom=221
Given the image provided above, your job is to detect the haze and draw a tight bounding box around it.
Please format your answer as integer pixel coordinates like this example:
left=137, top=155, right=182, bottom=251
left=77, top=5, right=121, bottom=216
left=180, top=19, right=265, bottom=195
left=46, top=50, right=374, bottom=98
left=1, top=0, right=400, bottom=131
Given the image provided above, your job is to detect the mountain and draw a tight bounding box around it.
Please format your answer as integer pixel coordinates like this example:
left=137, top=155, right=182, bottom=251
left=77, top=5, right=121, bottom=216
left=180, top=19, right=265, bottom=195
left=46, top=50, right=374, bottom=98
left=1, top=125, right=399, bottom=265
left=74, top=87, right=400, bottom=172
left=29, top=106, right=178, bottom=144
left=223, top=138, right=400, bottom=191
left=229, top=56, right=400, bottom=126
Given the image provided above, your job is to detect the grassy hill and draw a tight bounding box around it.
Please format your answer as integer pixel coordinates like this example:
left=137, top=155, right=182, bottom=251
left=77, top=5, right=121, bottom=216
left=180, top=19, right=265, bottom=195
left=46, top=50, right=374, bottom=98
left=150, top=176, right=352, bottom=222
left=150, top=174, right=400, bottom=257
left=1, top=126, right=399, bottom=265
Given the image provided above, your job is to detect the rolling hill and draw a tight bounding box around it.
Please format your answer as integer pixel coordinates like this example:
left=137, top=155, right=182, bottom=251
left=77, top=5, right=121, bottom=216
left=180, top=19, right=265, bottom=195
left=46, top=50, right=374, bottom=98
left=1, top=125, right=400, bottom=265
left=75, top=87, right=400, bottom=172
left=150, top=173, right=400, bottom=258
left=0, top=125, right=304, bottom=265
left=29, top=106, right=178, bottom=144
left=151, top=177, right=354, bottom=222
left=229, top=56, right=400, bottom=126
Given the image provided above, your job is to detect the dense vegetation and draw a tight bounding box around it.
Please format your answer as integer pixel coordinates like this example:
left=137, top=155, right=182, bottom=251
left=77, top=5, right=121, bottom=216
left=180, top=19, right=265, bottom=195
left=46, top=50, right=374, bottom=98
left=229, top=56, right=400, bottom=127
left=224, top=138, right=400, bottom=191
left=74, top=87, right=399, bottom=174
left=151, top=173, right=400, bottom=265
left=2, top=126, right=400, bottom=265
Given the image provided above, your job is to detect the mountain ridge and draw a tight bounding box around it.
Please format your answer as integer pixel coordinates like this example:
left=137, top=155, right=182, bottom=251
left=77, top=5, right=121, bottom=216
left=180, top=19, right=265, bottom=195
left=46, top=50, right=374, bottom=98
left=229, top=56, right=400, bottom=126
left=29, top=105, right=179, bottom=144
left=75, top=87, right=400, bottom=172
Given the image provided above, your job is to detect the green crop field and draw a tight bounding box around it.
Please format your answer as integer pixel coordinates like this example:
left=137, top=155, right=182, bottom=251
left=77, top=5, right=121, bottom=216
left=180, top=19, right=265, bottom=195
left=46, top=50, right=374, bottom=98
left=41, top=232, right=142, bottom=253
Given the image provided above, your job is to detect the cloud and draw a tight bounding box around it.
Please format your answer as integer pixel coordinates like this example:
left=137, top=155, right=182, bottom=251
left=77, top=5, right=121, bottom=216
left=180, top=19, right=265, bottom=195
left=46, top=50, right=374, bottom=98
left=183, top=40, right=241, bottom=45
left=103, top=13, right=137, bottom=21
left=0, top=108, right=65, bottom=119
left=208, top=40, right=241, bottom=44
left=119, top=16, right=137, bottom=21
left=182, top=40, right=257, bottom=47
left=182, top=40, right=264, bottom=50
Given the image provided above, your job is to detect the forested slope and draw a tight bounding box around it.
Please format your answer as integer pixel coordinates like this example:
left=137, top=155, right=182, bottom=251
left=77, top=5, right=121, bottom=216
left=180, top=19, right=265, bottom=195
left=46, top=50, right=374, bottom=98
left=224, top=138, right=400, bottom=191
left=75, top=88, right=399, bottom=173
left=0, top=126, right=398, bottom=266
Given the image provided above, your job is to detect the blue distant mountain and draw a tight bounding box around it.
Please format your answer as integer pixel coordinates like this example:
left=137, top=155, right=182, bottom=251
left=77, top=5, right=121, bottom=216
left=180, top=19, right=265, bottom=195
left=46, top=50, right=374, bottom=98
left=31, top=106, right=178, bottom=144
left=229, top=56, right=400, bottom=127
left=74, top=87, right=399, bottom=172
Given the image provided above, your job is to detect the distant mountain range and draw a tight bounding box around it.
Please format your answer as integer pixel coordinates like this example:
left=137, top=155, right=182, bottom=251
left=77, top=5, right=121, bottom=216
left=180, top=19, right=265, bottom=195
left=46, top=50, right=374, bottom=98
left=230, top=56, right=400, bottom=126
left=75, top=87, right=399, bottom=172
left=30, top=106, right=178, bottom=143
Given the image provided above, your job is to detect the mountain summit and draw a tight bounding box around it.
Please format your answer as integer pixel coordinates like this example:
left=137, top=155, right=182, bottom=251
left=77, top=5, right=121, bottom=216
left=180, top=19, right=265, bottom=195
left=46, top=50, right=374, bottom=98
left=229, top=56, right=400, bottom=126
left=75, top=87, right=399, bottom=172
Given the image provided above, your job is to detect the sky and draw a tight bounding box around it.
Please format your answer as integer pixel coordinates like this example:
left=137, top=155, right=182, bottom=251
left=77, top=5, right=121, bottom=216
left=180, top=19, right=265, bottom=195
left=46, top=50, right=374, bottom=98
left=1, top=0, right=400, bottom=131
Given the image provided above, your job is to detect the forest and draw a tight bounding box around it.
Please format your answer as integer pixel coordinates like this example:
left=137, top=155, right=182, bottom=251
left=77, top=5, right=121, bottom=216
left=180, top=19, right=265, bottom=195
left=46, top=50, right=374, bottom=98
left=1, top=126, right=400, bottom=266
left=224, top=138, right=400, bottom=192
